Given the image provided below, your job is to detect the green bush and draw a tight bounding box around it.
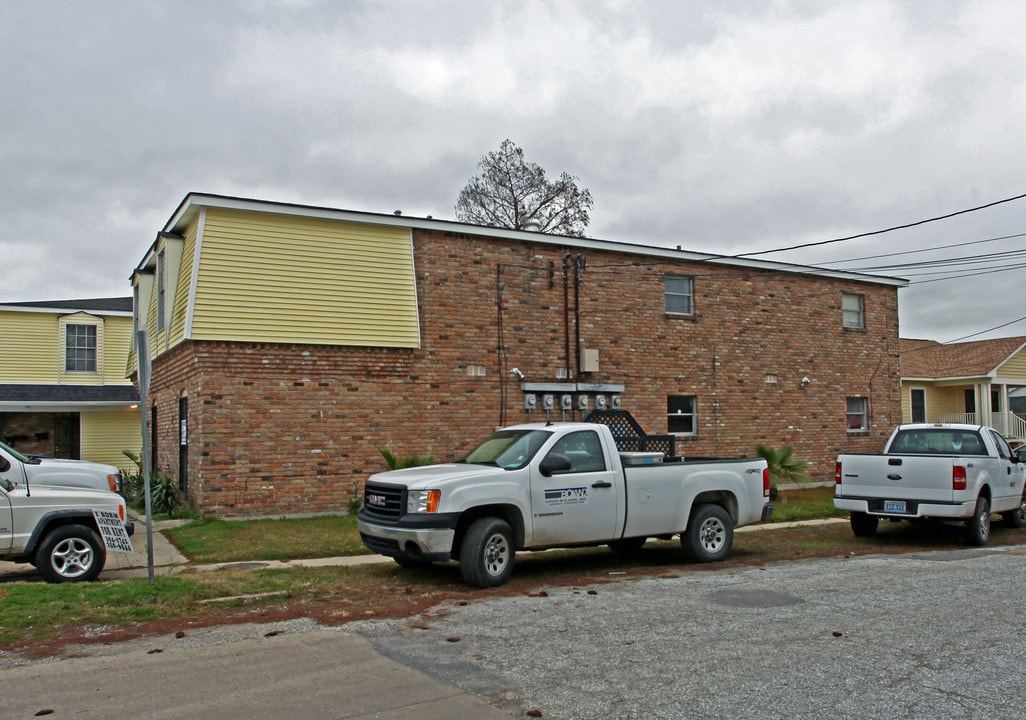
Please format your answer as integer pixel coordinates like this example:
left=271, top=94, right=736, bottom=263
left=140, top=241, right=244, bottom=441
left=120, top=451, right=184, bottom=516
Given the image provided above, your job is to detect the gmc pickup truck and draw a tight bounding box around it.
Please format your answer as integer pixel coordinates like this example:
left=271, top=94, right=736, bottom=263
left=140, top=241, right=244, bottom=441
left=358, top=421, right=772, bottom=587
left=0, top=440, right=123, bottom=494
left=835, top=423, right=1026, bottom=545
left=1, top=447, right=135, bottom=582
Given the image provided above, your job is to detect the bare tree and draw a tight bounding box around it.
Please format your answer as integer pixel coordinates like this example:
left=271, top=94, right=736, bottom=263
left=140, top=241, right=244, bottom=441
left=455, top=139, right=594, bottom=237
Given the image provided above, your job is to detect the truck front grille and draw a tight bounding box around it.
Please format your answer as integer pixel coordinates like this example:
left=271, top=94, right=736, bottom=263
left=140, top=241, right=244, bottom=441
left=362, top=483, right=406, bottom=523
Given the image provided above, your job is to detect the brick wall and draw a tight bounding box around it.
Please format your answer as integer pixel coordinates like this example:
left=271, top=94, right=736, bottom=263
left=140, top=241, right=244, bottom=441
left=148, top=228, right=900, bottom=517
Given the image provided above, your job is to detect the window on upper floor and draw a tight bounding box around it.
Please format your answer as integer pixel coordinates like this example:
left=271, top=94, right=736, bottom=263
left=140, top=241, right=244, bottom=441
left=156, top=249, right=167, bottom=331
left=842, top=293, right=865, bottom=329
left=668, top=395, right=697, bottom=434
left=65, top=324, right=97, bottom=373
left=665, top=275, right=694, bottom=315
left=846, top=397, right=868, bottom=432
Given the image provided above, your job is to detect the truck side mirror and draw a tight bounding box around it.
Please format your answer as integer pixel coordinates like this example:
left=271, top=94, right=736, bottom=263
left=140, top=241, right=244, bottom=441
left=0, top=456, right=9, bottom=473
left=540, top=453, right=572, bottom=477
left=1016, top=447, right=1026, bottom=464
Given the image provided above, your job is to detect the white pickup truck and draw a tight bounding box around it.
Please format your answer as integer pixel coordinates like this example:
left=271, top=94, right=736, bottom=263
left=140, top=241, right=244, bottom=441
left=357, top=421, right=772, bottom=587
left=1, top=448, right=135, bottom=583
left=0, top=440, right=124, bottom=495
left=835, top=423, right=1026, bottom=545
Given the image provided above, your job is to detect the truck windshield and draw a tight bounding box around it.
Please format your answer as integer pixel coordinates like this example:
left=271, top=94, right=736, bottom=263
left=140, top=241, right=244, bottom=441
left=888, top=429, right=988, bottom=455
left=0, top=439, right=34, bottom=465
left=462, top=429, right=552, bottom=470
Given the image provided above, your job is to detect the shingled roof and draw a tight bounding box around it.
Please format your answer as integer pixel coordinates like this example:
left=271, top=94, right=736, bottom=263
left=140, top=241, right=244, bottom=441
left=0, top=297, right=132, bottom=313
left=900, top=336, right=1026, bottom=379
left=0, top=385, right=139, bottom=403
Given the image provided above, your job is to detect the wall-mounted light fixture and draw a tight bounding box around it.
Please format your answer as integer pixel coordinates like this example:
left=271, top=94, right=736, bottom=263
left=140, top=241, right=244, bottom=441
left=800, top=377, right=811, bottom=389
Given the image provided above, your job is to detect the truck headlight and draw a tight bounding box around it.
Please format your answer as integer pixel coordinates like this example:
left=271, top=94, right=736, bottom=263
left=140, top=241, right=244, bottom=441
left=407, top=489, right=441, bottom=514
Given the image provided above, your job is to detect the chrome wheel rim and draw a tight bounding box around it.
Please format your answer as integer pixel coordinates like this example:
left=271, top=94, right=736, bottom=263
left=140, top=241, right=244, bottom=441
left=50, top=537, right=94, bottom=579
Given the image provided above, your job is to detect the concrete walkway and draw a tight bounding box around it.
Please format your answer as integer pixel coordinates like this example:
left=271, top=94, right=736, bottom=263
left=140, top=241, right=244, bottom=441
left=0, top=509, right=846, bottom=582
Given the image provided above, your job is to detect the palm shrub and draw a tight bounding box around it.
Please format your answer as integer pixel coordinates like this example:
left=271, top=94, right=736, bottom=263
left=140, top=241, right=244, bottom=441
left=149, top=471, right=183, bottom=516
left=379, top=448, right=436, bottom=469
left=120, top=451, right=145, bottom=506
left=755, top=444, right=811, bottom=499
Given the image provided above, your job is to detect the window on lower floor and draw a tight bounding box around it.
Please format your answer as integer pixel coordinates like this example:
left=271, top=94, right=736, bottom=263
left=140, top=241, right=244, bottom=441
left=65, top=324, right=97, bottom=372
left=668, top=395, right=697, bottom=434
left=846, top=397, right=868, bottom=432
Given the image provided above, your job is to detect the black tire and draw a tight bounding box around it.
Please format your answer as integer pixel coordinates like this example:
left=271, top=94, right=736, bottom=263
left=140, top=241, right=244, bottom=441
left=608, top=537, right=647, bottom=556
left=965, top=495, right=991, bottom=546
left=850, top=511, right=879, bottom=537
left=393, top=556, right=431, bottom=569
left=34, top=524, right=106, bottom=583
left=1001, top=489, right=1026, bottom=529
left=459, top=517, right=515, bottom=587
left=681, top=504, right=733, bottom=562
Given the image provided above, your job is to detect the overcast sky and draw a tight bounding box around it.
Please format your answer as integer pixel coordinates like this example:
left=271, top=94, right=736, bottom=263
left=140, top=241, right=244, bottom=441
left=3, top=0, right=1024, bottom=342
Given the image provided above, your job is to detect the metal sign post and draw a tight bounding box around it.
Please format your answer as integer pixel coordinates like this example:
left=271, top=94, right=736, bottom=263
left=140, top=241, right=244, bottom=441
left=136, top=329, right=155, bottom=583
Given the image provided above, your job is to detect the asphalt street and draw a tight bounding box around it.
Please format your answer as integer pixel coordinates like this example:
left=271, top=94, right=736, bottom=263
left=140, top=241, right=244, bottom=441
left=350, top=545, right=1026, bottom=719
left=4, top=545, right=1026, bottom=719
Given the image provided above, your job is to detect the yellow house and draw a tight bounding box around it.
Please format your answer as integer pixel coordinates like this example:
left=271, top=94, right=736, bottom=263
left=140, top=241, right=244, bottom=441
left=900, top=336, right=1026, bottom=443
left=0, top=298, right=141, bottom=467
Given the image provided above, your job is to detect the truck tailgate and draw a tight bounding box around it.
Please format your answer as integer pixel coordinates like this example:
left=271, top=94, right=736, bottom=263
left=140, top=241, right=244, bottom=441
left=837, top=454, right=956, bottom=504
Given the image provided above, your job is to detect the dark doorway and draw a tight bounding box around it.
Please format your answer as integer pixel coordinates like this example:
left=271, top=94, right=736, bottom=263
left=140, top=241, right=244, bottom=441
left=53, top=414, right=80, bottom=459
left=910, top=389, right=926, bottom=423
left=178, top=396, right=188, bottom=494
left=964, top=389, right=977, bottom=415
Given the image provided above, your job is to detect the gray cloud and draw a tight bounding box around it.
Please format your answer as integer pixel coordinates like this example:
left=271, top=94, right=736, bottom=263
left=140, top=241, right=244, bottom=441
left=2, top=0, right=1024, bottom=342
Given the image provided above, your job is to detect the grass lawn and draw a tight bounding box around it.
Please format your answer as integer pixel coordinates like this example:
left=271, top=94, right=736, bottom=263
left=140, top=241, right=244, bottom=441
left=3, top=486, right=1024, bottom=653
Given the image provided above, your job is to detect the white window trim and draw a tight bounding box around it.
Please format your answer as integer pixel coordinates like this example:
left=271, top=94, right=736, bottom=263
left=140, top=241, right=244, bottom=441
left=664, top=275, right=695, bottom=316
left=842, top=293, right=865, bottom=329
left=846, top=397, right=868, bottom=432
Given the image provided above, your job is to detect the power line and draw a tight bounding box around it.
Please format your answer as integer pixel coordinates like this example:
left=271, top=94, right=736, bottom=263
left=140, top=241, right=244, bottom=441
left=942, top=315, right=1026, bottom=344
left=822, top=232, right=1026, bottom=266
left=731, top=192, right=1026, bottom=259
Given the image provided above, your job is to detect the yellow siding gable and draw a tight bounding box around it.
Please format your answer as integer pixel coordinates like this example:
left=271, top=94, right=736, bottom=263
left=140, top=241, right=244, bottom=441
left=81, top=410, right=142, bottom=467
left=186, top=208, right=421, bottom=347
left=997, top=345, right=1026, bottom=378
left=0, top=310, right=60, bottom=382
left=1, top=309, right=135, bottom=387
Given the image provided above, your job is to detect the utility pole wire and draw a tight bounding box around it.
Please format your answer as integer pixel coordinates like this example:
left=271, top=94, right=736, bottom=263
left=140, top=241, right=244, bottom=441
left=732, top=191, right=1026, bottom=259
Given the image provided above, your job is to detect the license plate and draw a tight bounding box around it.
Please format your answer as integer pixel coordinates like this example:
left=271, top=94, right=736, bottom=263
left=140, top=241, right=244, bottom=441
left=884, top=500, right=906, bottom=513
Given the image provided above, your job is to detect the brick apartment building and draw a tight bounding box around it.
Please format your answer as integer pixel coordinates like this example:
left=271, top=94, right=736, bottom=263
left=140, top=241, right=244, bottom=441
left=132, top=193, right=906, bottom=518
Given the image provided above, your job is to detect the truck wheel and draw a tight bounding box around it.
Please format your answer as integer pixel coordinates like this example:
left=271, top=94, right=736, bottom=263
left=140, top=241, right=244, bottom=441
left=1001, top=490, right=1026, bottom=529
left=459, top=517, right=515, bottom=587
left=964, top=496, right=991, bottom=546
left=34, top=524, right=106, bottom=583
left=394, top=556, right=431, bottom=569
left=850, top=512, right=879, bottom=537
left=681, top=504, right=733, bottom=562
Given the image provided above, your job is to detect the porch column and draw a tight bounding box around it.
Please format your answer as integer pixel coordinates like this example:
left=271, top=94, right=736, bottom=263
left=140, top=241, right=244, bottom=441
left=979, top=382, right=992, bottom=427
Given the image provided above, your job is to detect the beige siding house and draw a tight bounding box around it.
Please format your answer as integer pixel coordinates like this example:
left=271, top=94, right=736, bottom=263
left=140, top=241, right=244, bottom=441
left=900, top=336, right=1026, bottom=443
left=0, top=298, right=141, bottom=466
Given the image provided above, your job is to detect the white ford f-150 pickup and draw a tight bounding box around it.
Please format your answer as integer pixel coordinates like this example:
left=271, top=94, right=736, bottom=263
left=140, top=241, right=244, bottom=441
left=358, top=421, right=772, bottom=587
left=835, top=423, right=1026, bottom=545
